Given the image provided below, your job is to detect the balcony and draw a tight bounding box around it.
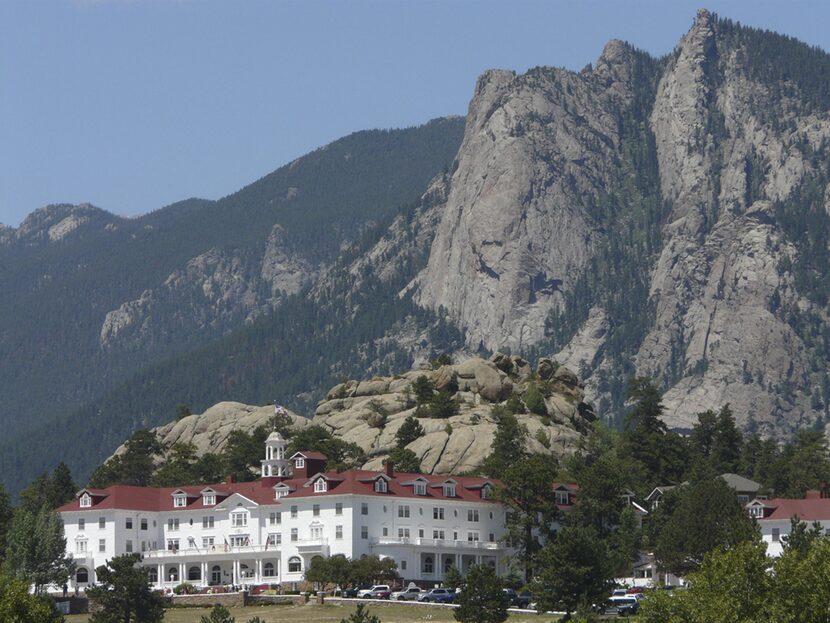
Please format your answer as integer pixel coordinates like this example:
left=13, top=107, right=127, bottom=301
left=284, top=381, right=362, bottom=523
left=142, top=544, right=279, bottom=559
left=370, top=537, right=501, bottom=551
left=294, top=538, right=329, bottom=556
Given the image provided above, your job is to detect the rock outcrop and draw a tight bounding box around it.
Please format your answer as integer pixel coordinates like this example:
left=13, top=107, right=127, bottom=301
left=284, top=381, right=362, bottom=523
left=313, top=354, right=592, bottom=474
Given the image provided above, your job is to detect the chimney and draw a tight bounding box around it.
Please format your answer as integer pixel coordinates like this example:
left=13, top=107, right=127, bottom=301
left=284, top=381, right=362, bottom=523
left=821, top=482, right=827, bottom=498
left=384, top=459, right=395, bottom=478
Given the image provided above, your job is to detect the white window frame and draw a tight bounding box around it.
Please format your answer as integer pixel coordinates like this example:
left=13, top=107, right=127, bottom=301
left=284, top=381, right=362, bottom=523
left=275, top=488, right=289, bottom=499
left=290, top=528, right=298, bottom=542
left=433, top=529, right=445, bottom=540
left=167, top=518, right=179, bottom=531
left=398, top=527, right=411, bottom=539
left=295, top=457, right=305, bottom=468
left=444, top=484, right=456, bottom=497
left=335, top=525, right=343, bottom=539
left=76, top=539, right=87, bottom=553
left=398, top=505, right=410, bottom=518
left=433, top=507, right=445, bottom=520
left=555, top=490, right=569, bottom=505
left=375, top=478, right=388, bottom=493
left=336, top=502, right=343, bottom=515
left=78, top=518, right=85, bottom=530
left=361, top=526, right=368, bottom=539
left=79, top=494, right=91, bottom=508
left=467, top=531, right=480, bottom=542
left=231, top=512, right=248, bottom=527
left=468, top=509, right=479, bottom=522
left=314, top=479, right=327, bottom=493
left=414, top=482, right=427, bottom=496
left=202, top=516, right=215, bottom=529
left=202, top=537, right=214, bottom=549
left=173, top=496, right=187, bottom=508
left=203, top=494, right=216, bottom=506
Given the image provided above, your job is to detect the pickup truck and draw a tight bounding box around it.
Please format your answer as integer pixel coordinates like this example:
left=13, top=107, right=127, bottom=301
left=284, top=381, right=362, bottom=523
left=358, top=584, right=391, bottom=599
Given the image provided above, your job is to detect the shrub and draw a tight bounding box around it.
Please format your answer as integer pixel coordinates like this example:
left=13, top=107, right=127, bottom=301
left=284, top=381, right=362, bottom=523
left=429, top=390, right=460, bottom=419
left=504, top=394, right=525, bottom=414
left=200, top=603, right=235, bottom=623
left=174, top=582, right=197, bottom=595
left=411, top=375, right=436, bottom=404
left=395, top=416, right=425, bottom=448
left=522, top=383, right=547, bottom=416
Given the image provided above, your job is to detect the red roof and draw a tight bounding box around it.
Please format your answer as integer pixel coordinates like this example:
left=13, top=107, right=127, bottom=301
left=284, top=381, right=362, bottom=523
left=57, top=469, right=504, bottom=513
left=754, top=497, right=830, bottom=521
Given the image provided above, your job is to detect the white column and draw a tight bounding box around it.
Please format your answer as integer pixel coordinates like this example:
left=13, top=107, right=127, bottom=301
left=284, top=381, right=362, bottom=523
left=180, top=563, right=186, bottom=584
left=232, top=560, right=239, bottom=586
left=255, top=559, right=262, bottom=583
left=157, top=564, right=163, bottom=588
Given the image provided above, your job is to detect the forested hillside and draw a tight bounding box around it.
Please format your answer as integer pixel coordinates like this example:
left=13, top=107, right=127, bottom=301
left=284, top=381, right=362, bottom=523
left=0, top=117, right=464, bottom=446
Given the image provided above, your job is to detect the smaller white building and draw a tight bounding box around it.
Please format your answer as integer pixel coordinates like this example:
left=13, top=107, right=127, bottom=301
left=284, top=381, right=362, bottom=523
left=746, top=489, right=830, bottom=557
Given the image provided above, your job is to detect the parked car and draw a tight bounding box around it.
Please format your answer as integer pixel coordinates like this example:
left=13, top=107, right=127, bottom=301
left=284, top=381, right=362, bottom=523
left=343, top=585, right=370, bottom=598
left=418, top=588, right=455, bottom=603
left=392, top=585, right=423, bottom=601
left=514, top=591, right=532, bottom=608
left=361, top=585, right=392, bottom=599
left=604, top=597, right=640, bottom=616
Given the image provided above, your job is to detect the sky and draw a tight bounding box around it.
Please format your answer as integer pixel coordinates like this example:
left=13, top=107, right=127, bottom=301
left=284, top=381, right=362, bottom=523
left=1, top=1, right=829, bottom=227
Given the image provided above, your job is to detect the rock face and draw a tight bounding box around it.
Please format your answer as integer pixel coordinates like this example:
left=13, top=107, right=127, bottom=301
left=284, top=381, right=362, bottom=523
left=100, top=224, right=315, bottom=352
left=111, top=401, right=310, bottom=460
left=313, top=354, right=592, bottom=475
left=414, top=44, right=640, bottom=351
left=412, top=11, right=830, bottom=436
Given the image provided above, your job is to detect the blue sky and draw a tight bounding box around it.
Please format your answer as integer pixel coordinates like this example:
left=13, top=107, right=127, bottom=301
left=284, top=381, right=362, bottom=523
left=1, top=1, right=828, bottom=226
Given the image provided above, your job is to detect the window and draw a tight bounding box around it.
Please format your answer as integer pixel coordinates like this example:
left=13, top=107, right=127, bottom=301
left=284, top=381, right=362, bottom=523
left=336, top=502, right=343, bottom=515
left=310, top=525, right=323, bottom=540
left=202, top=537, right=214, bottom=548
left=230, top=536, right=247, bottom=547
left=288, top=556, right=302, bottom=573
left=453, top=531, right=459, bottom=540
left=140, top=518, right=147, bottom=531
left=418, top=528, right=424, bottom=538
left=267, top=533, right=281, bottom=546
left=361, top=503, right=369, bottom=515
left=167, top=539, right=179, bottom=551
left=314, top=479, right=327, bottom=493
left=188, top=566, right=201, bottom=581
left=78, top=518, right=85, bottom=530
left=99, top=517, right=106, bottom=529
left=126, top=518, right=133, bottom=529
left=489, top=533, right=496, bottom=542
left=750, top=506, right=764, bottom=518
left=290, top=506, right=298, bottom=518
left=275, top=488, right=289, bottom=499
left=401, top=560, right=407, bottom=570
left=375, top=478, right=388, bottom=493
left=231, top=512, right=248, bottom=527
left=76, top=568, right=89, bottom=584
left=433, top=529, right=445, bottom=540
left=263, top=562, right=275, bottom=577
left=336, top=525, right=343, bottom=540
left=398, top=505, right=410, bottom=518
left=423, top=555, right=434, bottom=573
left=99, top=539, right=106, bottom=552
left=269, top=512, right=281, bottom=525
left=433, top=507, right=444, bottom=520
left=383, top=527, right=388, bottom=536
left=80, top=494, right=91, bottom=508
left=147, top=567, right=157, bottom=583
left=772, top=528, right=780, bottom=542
left=361, top=526, right=368, bottom=539
left=313, top=504, right=320, bottom=517
left=467, top=532, right=480, bottom=542
left=468, top=509, right=479, bottom=522
left=290, top=528, right=298, bottom=542
left=167, top=518, right=179, bottom=531
left=126, top=539, right=133, bottom=553
left=167, top=567, right=179, bottom=582
left=555, top=491, right=569, bottom=505
left=414, top=482, right=427, bottom=496
left=76, top=539, right=87, bottom=553
left=173, top=496, right=187, bottom=508
left=203, top=493, right=216, bottom=505
left=141, top=541, right=147, bottom=552
left=481, top=485, right=492, bottom=500
left=398, top=527, right=411, bottom=539
left=443, top=483, right=456, bottom=497
left=202, top=516, right=215, bottom=529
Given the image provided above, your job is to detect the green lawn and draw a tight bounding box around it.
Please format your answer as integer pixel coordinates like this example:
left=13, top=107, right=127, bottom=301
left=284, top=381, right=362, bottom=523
left=65, top=602, right=548, bottom=623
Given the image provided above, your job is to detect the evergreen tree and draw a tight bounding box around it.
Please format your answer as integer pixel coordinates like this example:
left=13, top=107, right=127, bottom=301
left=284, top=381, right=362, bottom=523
left=532, top=526, right=613, bottom=619
left=394, top=416, right=425, bottom=448
left=453, top=564, right=508, bottom=623
left=427, top=390, right=459, bottom=419
left=152, top=442, right=200, bottom=486
left=781, top=516, right=823, bottom=559
left=386, top=448, right=421, bottom=473
left=0, top=484, right=12, bottom=564
left=48, top=462, right=77, bottom=509
left=711, top=405, right=743, bottom=473
left=497, top=454, right=559, bottom=579
left=654, top=477, right=758, bottom=576
left=340, top=603, right=380, bottom=623
left=17, top=474, right=52, bottom=515
left=482, top=410, right=528, bottom=476
left=221, top=430, right=262, bottom=482
left=411, top=376, right=435, bottom=404
left=88, top=554, right=165, bottom=623
left=88, top=430, right=162, bottom=488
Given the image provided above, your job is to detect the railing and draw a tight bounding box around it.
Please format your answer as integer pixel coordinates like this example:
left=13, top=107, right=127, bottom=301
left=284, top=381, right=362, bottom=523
left=370, top=537, right=501, bottom=550
left=142, top=544, right=279, bottom=559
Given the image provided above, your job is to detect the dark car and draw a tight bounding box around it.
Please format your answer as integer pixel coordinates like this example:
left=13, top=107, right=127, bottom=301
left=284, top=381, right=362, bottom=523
left=604, top=597, right=640, bottom=616
left=342, top=585, right=370, bottom=598
left=514, top=591, right=532, bottom=608
left=419, top=588, right=455, bottom=603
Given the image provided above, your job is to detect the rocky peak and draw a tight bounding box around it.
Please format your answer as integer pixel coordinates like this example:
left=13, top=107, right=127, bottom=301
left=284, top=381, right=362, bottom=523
left=14, top=203, right=116, bottom=244
left=314, top=354, right=592, bottom=474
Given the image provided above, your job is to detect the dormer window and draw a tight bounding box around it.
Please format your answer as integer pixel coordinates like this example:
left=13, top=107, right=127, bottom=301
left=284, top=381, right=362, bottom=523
left=274, top=485, right=289, bottom=500
left=749, top=506, right=764, bottom=518
left=173, top=496, right=187, bottom=508
left=443, top=483, right=456, bottom=497
left=314, top=479, right=328, bottom=493
left=203, top=494, right=215, bottom=506
left=414, top=482, right=427, bottom=496
left=295, top=457, right=305, bottom=469
left=481, top=485, right=492, bottom=500
left=79, top=493, right=91, bottom=508
left=555, top=490, right=570, bottom=505
left=375, top=478, right=388, bottom=493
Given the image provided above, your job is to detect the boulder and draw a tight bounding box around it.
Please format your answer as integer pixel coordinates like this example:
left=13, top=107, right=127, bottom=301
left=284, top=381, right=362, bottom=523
left=354, top=379, right=390, bottom=397
left=537, top=358, right=557, bottom=380
left=510, top=355, right=532, bottom=381
left=474, top=362, right=506, bottom=402
left=489, top=352, right=512, bottom=373
left=433, top=365, right=459, bottom=393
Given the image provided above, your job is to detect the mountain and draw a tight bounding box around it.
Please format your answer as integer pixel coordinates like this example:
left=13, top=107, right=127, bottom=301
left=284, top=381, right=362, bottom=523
left=4, top=10, right=830, bottom=495
left=0, top=117, right=465, bottom=442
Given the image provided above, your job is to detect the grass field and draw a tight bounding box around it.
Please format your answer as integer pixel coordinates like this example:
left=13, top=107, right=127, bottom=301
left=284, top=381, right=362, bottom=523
left=65, top=602, right=548, bottom=623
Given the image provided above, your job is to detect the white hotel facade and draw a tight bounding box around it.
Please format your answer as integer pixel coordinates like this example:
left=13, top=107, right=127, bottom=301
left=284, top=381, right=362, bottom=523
left=58, top=433, right=520, bottom=591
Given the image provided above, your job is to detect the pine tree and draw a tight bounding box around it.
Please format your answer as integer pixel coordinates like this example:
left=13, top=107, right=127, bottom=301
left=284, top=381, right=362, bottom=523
left=0, top=484, right=12, bottom=564
left=453, top=564, right=508, bottom=623
left=394, top=416, right=425, bottom=448
left=482, top=410, right=527, bottom=476
left=88, top=554, right=165, bottom=623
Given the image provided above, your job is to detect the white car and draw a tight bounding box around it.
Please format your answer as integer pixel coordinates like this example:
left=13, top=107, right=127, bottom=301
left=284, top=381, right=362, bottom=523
left=357, top=584, right=391, bottom=599
left=391, top=585, right=423, bottom=601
